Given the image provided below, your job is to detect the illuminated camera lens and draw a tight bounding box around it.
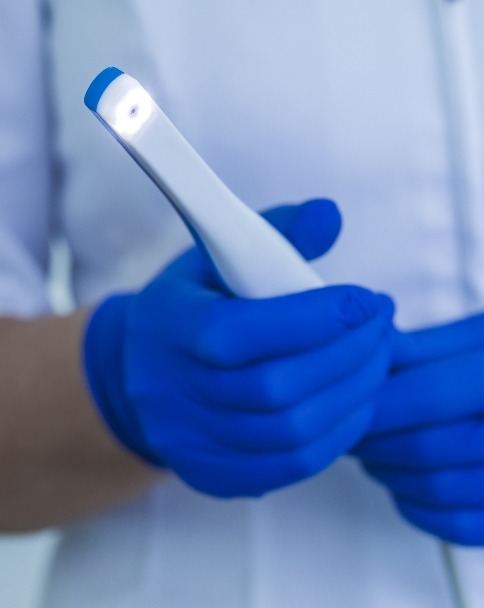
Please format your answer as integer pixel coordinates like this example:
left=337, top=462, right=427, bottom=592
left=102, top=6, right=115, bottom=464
left=112, top=87, right=154, bottom=136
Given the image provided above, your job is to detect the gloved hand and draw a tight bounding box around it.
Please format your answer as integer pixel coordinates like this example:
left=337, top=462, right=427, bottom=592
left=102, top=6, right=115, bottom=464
left=356, top=315, right=484, bottom=545
left=84, top=199, right=395, bottom=498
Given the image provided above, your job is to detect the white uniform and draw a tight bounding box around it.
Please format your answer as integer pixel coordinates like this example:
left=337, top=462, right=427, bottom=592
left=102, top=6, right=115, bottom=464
left=2, top=0, right=484, bottom=606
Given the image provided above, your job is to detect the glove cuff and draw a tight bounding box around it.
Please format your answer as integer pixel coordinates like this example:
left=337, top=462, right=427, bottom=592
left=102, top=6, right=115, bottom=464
left=83, top=294, right=157, bottom=465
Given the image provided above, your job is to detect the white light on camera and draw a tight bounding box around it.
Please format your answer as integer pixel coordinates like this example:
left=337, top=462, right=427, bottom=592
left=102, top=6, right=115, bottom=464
left=111, top=86, right=154, bottom=136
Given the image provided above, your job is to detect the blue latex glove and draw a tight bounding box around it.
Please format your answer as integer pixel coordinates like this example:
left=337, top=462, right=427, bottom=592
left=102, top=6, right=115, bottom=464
left=84, top=199, right=395, bottom=498
left=356, top=315, right=484, bottom=545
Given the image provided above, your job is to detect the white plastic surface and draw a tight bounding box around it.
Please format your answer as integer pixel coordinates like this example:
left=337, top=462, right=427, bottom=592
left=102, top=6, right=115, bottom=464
left=94, top=73, right=324, bottom=299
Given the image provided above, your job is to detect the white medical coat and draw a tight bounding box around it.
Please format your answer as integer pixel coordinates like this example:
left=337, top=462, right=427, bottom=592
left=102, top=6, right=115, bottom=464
left=2, top=1, right=484, bottom=606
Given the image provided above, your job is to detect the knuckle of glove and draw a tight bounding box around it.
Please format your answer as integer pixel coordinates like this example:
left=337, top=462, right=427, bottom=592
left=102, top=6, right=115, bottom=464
left=194, top=306, right=238, bottom=367
left=444, top=513, right=480, bottom=546
left=425, top=473, right=453, bottom=506
left=277, top=409, right=313, bottom=450
left=251, top=366, right=294, bottom=410
left=286, top=447, right=321, bottom=482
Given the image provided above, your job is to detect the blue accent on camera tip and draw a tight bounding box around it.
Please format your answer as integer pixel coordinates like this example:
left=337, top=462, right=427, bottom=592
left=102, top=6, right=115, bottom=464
left=84, top=67, right=124, bottom=112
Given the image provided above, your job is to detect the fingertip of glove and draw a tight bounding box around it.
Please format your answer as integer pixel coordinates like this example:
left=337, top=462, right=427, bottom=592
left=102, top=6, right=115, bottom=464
left=339, top=287, right=378, bottom=328
left=339, top=288, right=395, bottom=329
left=290, top=198, right=343, bottom=259
left=301, top=198, right=342, bottom=228
left=375, top=293, right=396, bottom=321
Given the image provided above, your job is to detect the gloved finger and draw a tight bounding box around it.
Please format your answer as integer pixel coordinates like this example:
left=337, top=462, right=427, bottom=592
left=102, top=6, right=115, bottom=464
left=395, top=498, right=484, bottom=546
left=369, top=349, right=484, bottom=434
left=165, top=402, right=372, bottom=498
left=261, top=199, right=342, bottom=261
left=392, top=312, right=484, bottom=370
left=179, top=343, right=389, bottom=452
left=364, top=463, right=484, bottom=509
left=187, top=288, right=393, bottom=368
left=136, top=283, right=392, bottom=369
left=356, top=419, right=484, bottom=470
left=186, top=312, right=392, bottom=410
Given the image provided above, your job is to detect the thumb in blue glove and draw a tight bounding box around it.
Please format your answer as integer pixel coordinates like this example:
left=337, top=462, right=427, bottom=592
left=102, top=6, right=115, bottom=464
left=84, top=199, right=395, bottom=498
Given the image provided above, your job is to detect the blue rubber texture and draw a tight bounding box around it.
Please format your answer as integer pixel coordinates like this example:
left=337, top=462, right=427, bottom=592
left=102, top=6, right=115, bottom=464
left=83, top=199, right=397, bottom=499
left=84, top=67, right=124, bottom=112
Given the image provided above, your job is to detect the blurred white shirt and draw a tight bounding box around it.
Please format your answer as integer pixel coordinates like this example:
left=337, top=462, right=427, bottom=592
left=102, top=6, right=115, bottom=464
left=2, top=1, right=484, bottom=606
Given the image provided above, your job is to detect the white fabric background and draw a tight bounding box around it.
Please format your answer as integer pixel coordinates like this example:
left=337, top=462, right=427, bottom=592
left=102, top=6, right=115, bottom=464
left=3, top=1, right=484, bottom=606
left=0, top=533, right=57, bottom=608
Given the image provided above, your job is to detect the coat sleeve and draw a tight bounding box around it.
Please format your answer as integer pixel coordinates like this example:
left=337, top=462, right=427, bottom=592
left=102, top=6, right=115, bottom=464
left=0, top=0, right=52, bottom=316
